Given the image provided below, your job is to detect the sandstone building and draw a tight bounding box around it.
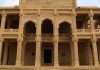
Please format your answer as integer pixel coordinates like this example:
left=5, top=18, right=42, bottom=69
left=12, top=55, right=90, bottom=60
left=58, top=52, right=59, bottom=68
left=0, top=0, right=100, bottom=70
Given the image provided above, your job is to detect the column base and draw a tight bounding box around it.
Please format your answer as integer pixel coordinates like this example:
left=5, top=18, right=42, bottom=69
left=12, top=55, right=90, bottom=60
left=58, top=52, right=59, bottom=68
left=94, top=62, right=99, bottom=66
left=16, top=61, right=22, bottom=66
left=75, top=62, right=79, bottom=67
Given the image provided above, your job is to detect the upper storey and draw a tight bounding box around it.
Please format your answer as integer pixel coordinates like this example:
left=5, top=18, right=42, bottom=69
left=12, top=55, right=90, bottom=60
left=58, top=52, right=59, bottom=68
left=20, top=0, right=76, bottom=9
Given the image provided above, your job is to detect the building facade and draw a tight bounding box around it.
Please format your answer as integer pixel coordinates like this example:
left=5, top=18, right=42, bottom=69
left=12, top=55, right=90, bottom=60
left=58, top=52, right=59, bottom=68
left=0, top=0, right=100, bottom=70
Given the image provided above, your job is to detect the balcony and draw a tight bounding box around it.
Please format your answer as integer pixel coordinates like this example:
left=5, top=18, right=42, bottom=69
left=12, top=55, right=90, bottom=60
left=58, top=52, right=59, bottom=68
left=77, top=29, right=91, bottom=34
left=24, top=33, right=36, bottom=40
left=41, top=34, right=53, bottom=42
left=59, top=34, right=72, bottom=42
left=3, top=29, right=18, bottom=34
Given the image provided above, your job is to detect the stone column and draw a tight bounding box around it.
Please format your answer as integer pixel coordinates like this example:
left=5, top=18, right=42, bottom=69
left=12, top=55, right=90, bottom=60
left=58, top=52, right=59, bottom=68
left=0, top=39, right=3, bottom=65
left=54, top=42, right=59, bottom=67
left=2, top=42, right=8, bottom=65
left=54, top=19, right=59, bottom=67
left=92, top=37, right=99, bottom=66
left=73, top=35, right=79, bottom=66
left=89, top=10, right=94, bottom=31
left=21, top=41, right=26, bottom=65
left=16, top=38, right=23, bottom=66
left=88, top=41, right=94, bottom=65
left=72, top=10, right=77, bottom=33
left=70, top=42, right=74, bottom=66
left=1, top=12, right=7, bottom=31
left=19, top=14, right=24, bottom=35
left=35, top=19, right=41, bottom=67
left=35, top=42, right=41, bottom=67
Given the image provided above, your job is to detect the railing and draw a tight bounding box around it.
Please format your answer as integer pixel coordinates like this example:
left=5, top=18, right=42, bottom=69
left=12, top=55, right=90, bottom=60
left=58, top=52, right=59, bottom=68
left=95, top=29, right=100, bottom=32
left=59, top=34, right=72, bottom=41
left=41, top=34, right=53, bottom=41
left=24, top=33, right=36, bottom=36
left=3, top=29, right=18, bottom=34
left=77, top=29, right=91, bottom=33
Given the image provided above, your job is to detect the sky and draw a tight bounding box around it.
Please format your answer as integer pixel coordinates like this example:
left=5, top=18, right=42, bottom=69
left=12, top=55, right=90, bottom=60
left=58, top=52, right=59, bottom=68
left=0, top=0, right=100, bottom=7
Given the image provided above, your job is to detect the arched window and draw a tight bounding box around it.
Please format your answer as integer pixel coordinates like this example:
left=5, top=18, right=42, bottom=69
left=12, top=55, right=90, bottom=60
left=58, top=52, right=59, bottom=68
left=59, top=22, right=72, bottom=34
left=41, top=19, right=53, bottom=34
left=24, top=21, right=36, bottom=34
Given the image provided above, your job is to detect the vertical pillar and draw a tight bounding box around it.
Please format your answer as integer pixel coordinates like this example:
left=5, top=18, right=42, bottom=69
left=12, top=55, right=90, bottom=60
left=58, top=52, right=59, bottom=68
left=2, top=42, right=8, bottom=65
left=19, top=14, right=24, bottom=35
left=88, top=41, right=93, bottom=65
left=72, top=10, right=77, bottom=34
left=21, top=41, right=26, bottom=65
left=92, top=36, right=99, bottom=66
left=35, top=18, right=41, bottom=67
left=89, top=10, right=94, bottom=32
left=54, top=42, right=59, bottom=67
left=35, top=42, right=41, bottom=67
left=1, top=11, right=7, bottom=31
left=54, top=18, right=59, bottom=67
left=70, top=42, right=74, bottom=66
left=16, top=38, right=23, bottom=66
left=0, top=39, right=3, bottom=65
left=73, top=35, right=79, bottom=66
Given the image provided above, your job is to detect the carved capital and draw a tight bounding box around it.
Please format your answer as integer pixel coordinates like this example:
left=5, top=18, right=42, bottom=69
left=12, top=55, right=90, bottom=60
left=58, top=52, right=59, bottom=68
left=1, top=13, right=7, bottom=17
left=92, top=38, right=97, bottom=43
left=19, top=13, right=23, bottom=16
left=71, top=13, right=76, bottom=17
left=36, top=36, right=41, bottom=42
left=89, top=14, right=94, bottom=18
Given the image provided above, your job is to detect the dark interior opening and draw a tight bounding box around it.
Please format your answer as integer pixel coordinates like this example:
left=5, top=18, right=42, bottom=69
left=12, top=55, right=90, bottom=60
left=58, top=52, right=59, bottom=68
left=78, top=39, right=94, bottom=66
left=94, top=14, right=100, bottom=29
left=1, top=40, right=17, bottom=65
left=24, top=21, right=36, bottom=35
left=42, top=19, right=53, bottom=34
left=44, top=49, right=52, bottom=63
left=5, top=14, right=19, bottom=29
left=59, top=22, right=72, bottom=34
left=76, top=14, right=89, bottom=29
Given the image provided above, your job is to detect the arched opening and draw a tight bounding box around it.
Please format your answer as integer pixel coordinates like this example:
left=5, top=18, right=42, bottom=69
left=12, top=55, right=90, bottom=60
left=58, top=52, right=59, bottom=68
left=41, top=19, right=53, bottom=34
left=24, top=21, right=36, bottom=35
left=59, top=22, right=72, bottom=35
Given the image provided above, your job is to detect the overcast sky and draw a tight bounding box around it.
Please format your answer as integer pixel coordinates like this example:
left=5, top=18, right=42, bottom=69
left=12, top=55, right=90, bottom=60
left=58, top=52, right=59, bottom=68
left=0, top=0, right=100, bottom=7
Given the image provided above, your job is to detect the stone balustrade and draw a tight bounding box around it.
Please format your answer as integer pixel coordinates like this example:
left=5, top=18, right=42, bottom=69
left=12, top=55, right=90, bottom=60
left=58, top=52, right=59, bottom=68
left=3, top=29, right=18, bottom=34
left=95, top=29, right=100, bottom=32
left=77, top=29, right=91, bottom=33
